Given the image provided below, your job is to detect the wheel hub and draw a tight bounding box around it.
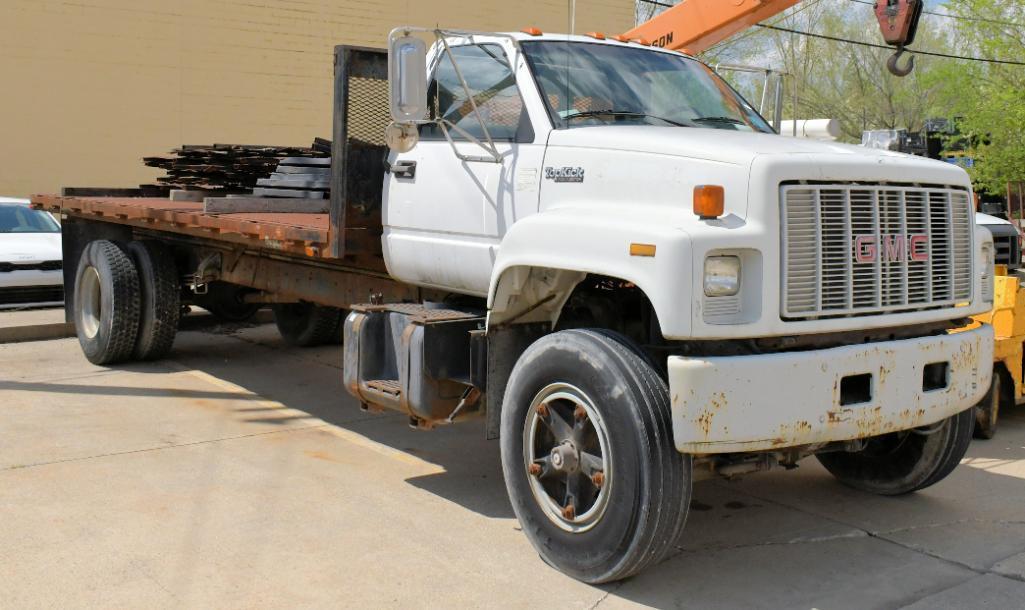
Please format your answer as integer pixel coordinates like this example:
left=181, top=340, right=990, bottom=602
left=549, top=441, right=579, bottom=473
left=79, top=266, right=102, bottom=340
left=523, top=383, right=612, bottom=533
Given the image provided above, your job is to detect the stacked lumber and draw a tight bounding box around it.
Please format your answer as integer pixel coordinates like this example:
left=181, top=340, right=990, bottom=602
left=252, top=157, right=331, bottom=199
left=142, top=142, right=329, bottom=193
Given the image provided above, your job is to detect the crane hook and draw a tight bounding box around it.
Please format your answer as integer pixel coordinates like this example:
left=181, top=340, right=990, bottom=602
left=887, top=47, right=915, bottom=77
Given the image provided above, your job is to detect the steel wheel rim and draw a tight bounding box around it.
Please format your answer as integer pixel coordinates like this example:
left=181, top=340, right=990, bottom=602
left=523, top=382, right=612, bottom=533
left=79, top=266, right=102, bottom=339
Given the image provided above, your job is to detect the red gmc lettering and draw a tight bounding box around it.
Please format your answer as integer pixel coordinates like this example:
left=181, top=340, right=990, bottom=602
left=853, top=234, right=929, bottom=263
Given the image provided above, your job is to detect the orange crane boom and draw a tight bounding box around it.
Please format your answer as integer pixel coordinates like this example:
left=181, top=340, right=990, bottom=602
left=624, top=0, right=923, bottom=76
left=625, top=0, right=801, bottom=54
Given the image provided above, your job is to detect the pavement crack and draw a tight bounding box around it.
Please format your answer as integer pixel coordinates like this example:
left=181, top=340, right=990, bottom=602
left=589, top=581, right=624, bottom=609
left=710, top=483, right=1025, bottom=584
left=1, top=424, right=329, bottom=472
left=875, top=518, right=1025, bottom=535
left=670, top=529, right=868, bottom=555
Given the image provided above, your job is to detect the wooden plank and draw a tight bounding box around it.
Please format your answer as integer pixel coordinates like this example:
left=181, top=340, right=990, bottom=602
left=204, top=197, right=329, bottom=214
left=251, top=188, right=325, bottom=199
left=170, top=189, right=209, bottom=202
left=61, top=187, right=153, bottom=197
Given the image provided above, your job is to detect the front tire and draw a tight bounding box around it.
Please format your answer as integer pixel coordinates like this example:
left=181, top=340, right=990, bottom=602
left=816, top=407, right=975, bottom=495
left=73, top=240, right=141, bottom=365
left=500, top=329, right=691, bottom=583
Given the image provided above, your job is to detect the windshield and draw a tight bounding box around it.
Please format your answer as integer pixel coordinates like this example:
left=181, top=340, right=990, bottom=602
left=521, top=41, right=773, bottom=133
left=0, top=205, right=60, bottom=233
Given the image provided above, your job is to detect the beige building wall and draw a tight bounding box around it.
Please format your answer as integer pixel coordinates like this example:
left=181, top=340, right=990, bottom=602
left=0, top=0, right=634, bottom=197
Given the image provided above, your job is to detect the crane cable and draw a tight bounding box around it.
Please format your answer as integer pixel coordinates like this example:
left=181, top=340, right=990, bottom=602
left=636, top=0, right=1025, bottom=66
left=757, top=24, right=1025, bottom=66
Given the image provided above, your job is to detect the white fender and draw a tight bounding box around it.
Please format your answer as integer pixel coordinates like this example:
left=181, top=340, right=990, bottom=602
left=487, top=206, right=693, bottom=336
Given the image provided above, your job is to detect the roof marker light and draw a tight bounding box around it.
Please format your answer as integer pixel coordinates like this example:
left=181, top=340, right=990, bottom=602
left=521, top=27, right=543, bottom=36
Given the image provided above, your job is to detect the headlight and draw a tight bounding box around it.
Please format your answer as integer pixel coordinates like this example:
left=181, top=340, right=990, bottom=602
left=983, top=243, right=995, bottom=269
left=704, top=255, right=741, bottom=297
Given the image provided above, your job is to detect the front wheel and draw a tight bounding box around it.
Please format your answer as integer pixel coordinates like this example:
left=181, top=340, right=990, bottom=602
left=816, top=407, right=975, bottom=495
left=500, top=329, right=691, bottom=584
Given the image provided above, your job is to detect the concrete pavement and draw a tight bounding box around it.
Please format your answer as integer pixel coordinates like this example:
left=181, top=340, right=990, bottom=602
left=2, top=321, right=1024, bottom=608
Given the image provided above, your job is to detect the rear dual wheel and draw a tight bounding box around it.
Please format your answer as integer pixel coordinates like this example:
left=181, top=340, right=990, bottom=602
left=74, top=240, right=179, bottom=365
left=501, top=329, right=691, bottom=584
left=74, top=241, right=141, bottom=365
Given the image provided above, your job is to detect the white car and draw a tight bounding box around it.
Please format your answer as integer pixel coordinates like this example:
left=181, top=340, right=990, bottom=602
left=0, top=197, right=63, bottom=309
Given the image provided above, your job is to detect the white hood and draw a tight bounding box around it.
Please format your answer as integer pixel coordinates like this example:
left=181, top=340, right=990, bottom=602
left=0, top=233, right=62, bottom=264
left=546, top=125, right=911, bottom=165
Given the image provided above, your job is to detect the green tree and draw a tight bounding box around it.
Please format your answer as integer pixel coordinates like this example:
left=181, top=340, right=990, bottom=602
left=926, top=0, right=1025, bottom=196
left=703, top=0, right=954, bottom=142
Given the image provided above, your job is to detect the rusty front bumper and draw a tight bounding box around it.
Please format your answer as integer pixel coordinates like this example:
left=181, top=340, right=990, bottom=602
left=667, top=324, right=994, bottom=454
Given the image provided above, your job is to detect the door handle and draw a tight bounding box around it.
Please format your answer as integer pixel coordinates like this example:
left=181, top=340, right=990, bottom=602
left=386, top=160, right=417, bottom=179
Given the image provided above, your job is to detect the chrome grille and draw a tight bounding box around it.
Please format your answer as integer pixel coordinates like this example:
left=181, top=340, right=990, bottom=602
left=782, top=184, right=973, bottom=319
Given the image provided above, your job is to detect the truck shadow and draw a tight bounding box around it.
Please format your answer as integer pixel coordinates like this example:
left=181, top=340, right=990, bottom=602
left=166, top=326, right=515, bottom=519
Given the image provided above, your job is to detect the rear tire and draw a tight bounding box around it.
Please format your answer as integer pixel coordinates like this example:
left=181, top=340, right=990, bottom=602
left=973, top=372, right=1001, bottom=440
left=500, top=329, right=691, bottom=583
left=272, top=302, right=344, bottom=347
left=73, top=240, right=141, bottom=365
left=127, top=241, right=179, bottom=360
left=816, top=407, right=975, bottom=495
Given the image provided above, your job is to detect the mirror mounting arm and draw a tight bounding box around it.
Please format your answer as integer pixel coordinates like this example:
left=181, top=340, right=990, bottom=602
left=436, top=34, right=503, bottom=163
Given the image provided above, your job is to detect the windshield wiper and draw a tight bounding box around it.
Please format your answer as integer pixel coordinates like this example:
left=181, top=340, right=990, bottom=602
left=565, top=110, right=692, bottom=128
left=692, top=116, right=746, bottom=125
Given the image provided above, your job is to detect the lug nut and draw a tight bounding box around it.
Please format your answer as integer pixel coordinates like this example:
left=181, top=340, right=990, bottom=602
left=562, top=503, right=576, bottom=520
left=591, top=471, right=605, bottom=487
left=536, top=402, right=549, bottom=418
left=528, top=463, right=542, bottom=476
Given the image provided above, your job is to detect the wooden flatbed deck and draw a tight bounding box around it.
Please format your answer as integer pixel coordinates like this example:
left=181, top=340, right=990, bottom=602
left=32, top=195, right=332, bottom=259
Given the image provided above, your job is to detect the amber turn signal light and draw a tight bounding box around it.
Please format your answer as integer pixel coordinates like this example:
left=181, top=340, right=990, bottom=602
left=629, top=243, right=657, bottom=257
left=694, top=185, right=725, bottom=219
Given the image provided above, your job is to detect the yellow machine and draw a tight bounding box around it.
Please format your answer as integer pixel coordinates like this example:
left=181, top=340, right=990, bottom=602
left=965, top=265, right=1025, bottom=438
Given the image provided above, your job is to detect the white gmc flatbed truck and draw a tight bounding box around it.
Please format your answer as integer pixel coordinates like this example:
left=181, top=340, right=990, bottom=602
left=34, top=30, right=995, bottom=583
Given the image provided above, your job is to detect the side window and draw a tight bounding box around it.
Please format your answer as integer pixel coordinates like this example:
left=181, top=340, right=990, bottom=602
left=421, top=44, right=533, bottom=143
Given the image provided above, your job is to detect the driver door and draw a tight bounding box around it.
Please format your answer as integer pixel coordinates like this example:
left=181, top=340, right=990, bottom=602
left=383, top=42, right=545, bottom=296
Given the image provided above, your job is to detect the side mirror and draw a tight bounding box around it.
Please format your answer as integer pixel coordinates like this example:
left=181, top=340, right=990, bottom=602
left=388, top=33, right=427, bottom=123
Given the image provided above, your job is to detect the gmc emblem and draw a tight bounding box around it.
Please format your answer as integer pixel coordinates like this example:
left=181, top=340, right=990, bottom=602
left=855, top=235, right=929, bottom=263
